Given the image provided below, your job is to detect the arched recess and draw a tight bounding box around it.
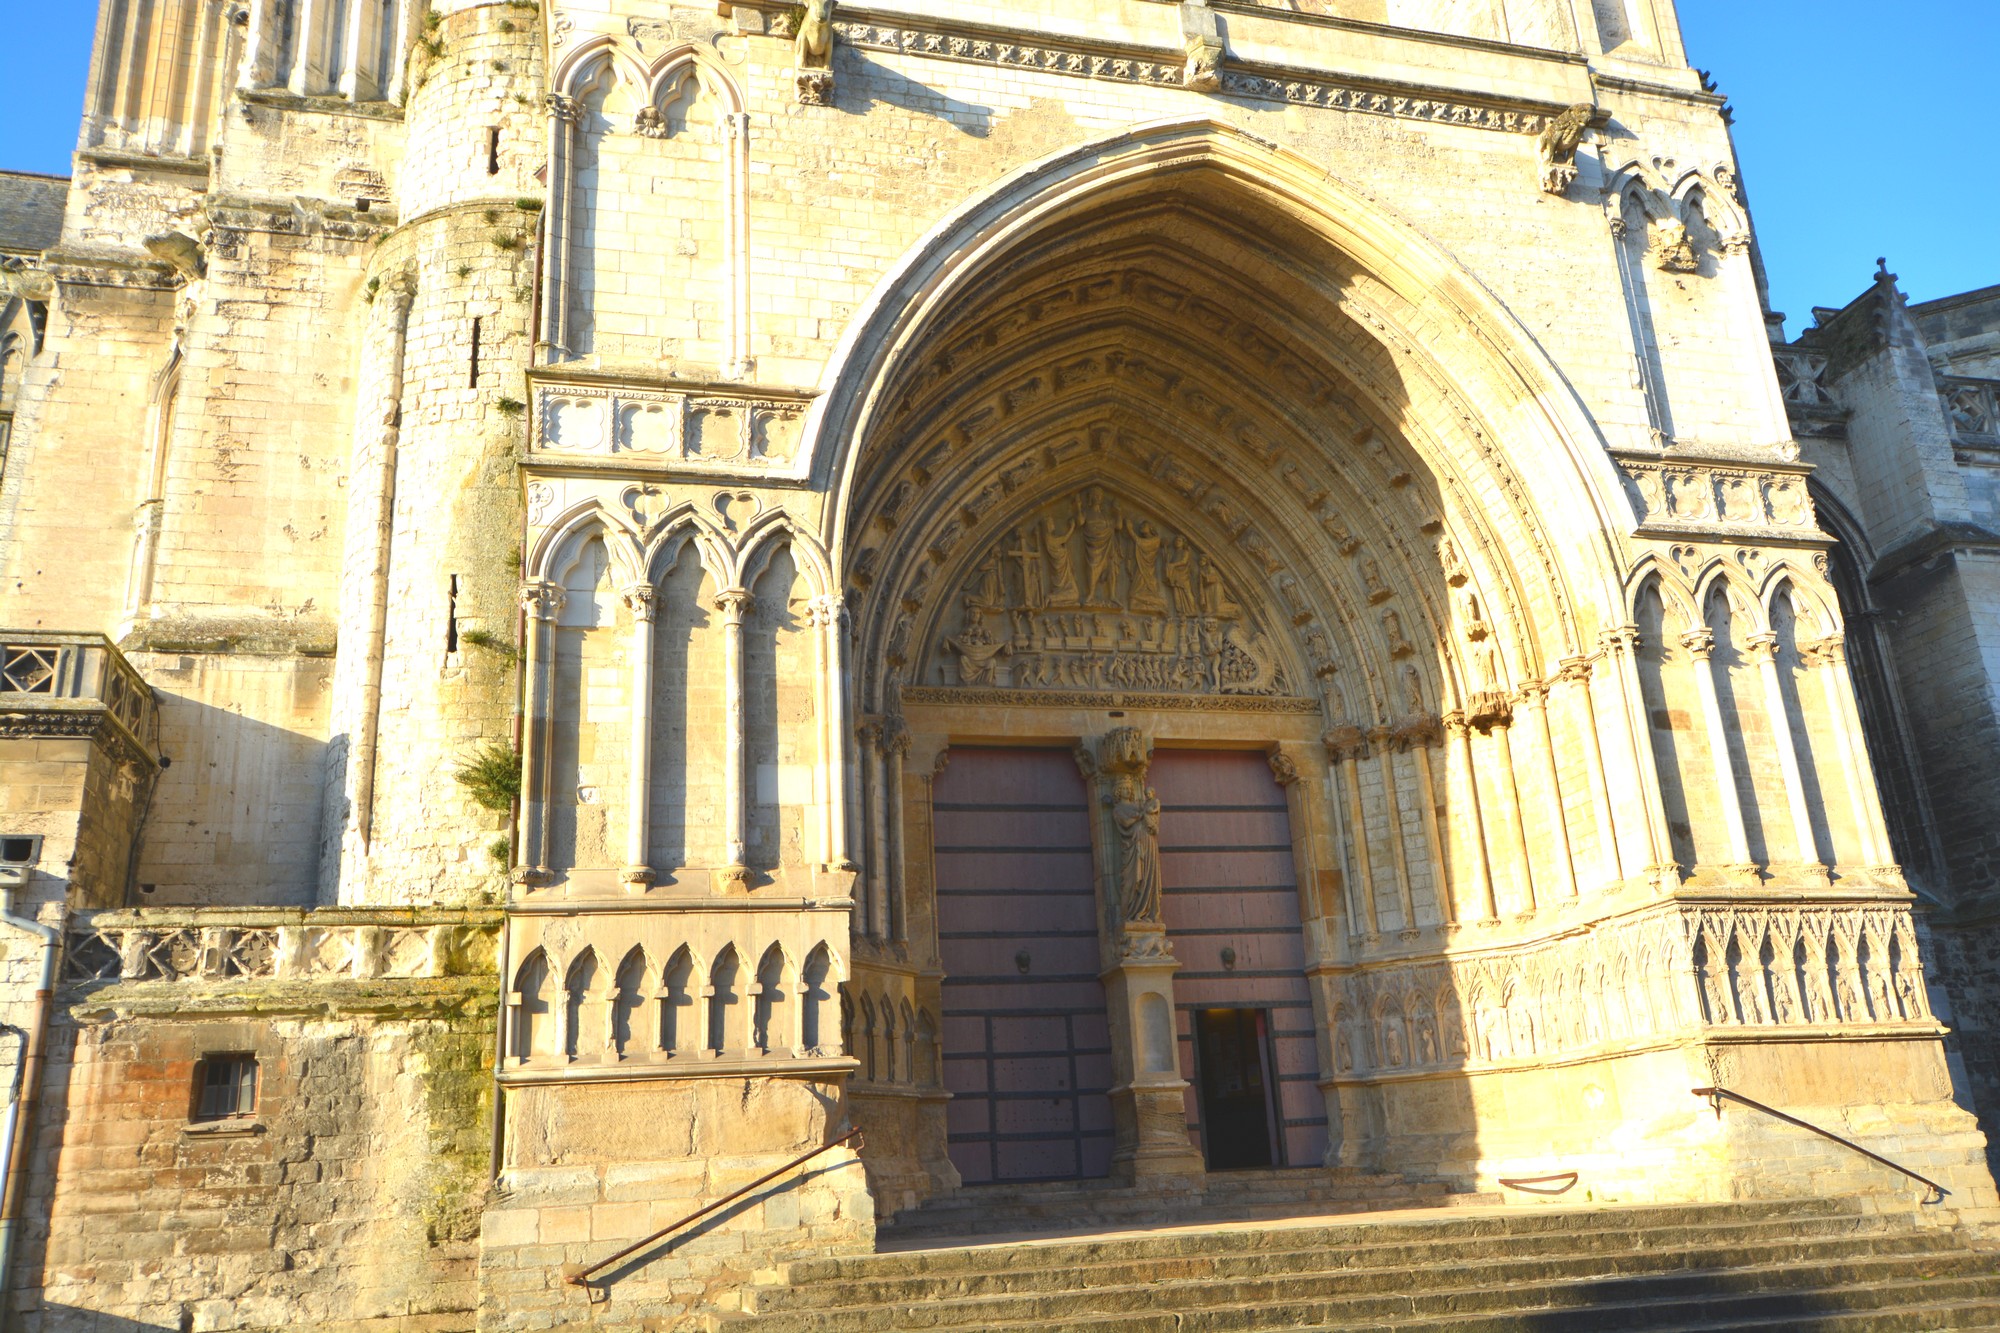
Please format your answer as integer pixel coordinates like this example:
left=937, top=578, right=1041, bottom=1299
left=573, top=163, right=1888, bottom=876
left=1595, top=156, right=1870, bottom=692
left=546, top=527, right=634, bottom=877
left=805, top=119, right=1633, bottom=662
left=541, top=37, right=749, bottom=369
left=1808, top=488, right=1947, bottom=894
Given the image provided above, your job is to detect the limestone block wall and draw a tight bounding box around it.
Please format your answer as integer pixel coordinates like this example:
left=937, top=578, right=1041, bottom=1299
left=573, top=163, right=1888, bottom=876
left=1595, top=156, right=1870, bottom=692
left=321, top=4, right=543, bottom=906
left=13, top=907, right=502, bottom=1333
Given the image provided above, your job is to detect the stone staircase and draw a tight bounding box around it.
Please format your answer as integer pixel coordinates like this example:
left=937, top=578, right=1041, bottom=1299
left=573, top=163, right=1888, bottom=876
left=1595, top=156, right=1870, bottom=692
left=723, top=1194, right=2000, bottom=1331
left=876, top=1168, right=1477, bottom=1243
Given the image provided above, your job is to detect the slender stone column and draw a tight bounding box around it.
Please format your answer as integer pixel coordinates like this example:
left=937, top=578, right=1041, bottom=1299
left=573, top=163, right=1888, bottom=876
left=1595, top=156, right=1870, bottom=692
left=1369, top=726, right=1418, bottom=932
left=715, top=587, right=754, bottom=888
left=319, top=273, right=413, bottom=897
left=1745, top=632, right=1824, bottom=872
left=1406, top=721, right=1453, bottom=925
left=819, top=596, right=854, bottom=869
left=882, top=716, right=911, bottom=942
left=808, top=600, right=834, bottom=866
left=1808, top=637, right=1896, bottom=867
left=1561, top=656, right=1625, bottom=884
left=1486, top=714, right=1537, bottom=915
left=1519, top=683, right=1578, bottom=899
left=539, top=94, right=581, bottom=361
left=1445, top=713, right=1498, bottom=922
left=1602, top=627, right=1675, bottom=880
left=621, top=586, right=657, bottom=888
left=1322, top=726, right=1378, bottom=936
left=516, top=581, right=565, bottom=884
left=857, top=718, right=884, bottom=939
left=1681, top=628, right=1756, bottom=876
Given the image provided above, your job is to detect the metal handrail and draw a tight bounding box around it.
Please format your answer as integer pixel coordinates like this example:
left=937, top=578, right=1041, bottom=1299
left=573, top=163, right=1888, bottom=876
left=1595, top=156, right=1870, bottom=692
left=1693, top=1086, right=1949, bottom=1204
left=565, top=1127, right=865, bottom=1287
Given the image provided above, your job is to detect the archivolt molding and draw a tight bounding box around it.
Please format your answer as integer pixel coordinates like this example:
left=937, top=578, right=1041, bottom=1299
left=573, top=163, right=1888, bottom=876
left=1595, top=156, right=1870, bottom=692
left=808, top=120, right=1634, bottom=672
left=847, top=238, right=1559, bottom=673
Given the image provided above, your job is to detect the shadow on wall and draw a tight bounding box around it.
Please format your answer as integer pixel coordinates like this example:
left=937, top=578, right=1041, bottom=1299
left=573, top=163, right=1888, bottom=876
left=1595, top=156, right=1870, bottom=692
left=585, top=1158, right=848, bottom=1293
left=131, top=672, right=332, bottom=908
left=38, top=1309, right=184, bottom=1332
left=838, top=52, right=994, bottom=137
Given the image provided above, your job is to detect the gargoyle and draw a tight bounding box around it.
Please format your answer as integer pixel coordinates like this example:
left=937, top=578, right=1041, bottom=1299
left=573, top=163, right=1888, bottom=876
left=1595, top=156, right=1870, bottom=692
left=1537, top=103, right=1601, bottom=196
left=142, top=230, right=207, bottom=283
left=796, top=0, right=836, bottom=106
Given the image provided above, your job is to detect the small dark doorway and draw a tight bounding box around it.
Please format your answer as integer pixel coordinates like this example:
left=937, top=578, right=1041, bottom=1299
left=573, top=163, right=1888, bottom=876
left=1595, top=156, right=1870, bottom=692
left=1193, top=1007, right=1278, bottom=1170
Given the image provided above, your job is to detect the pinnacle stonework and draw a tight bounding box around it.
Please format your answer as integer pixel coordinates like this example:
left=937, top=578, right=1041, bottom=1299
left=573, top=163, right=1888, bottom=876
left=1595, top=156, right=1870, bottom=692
left=0, top=2, right=1997, bottom=1331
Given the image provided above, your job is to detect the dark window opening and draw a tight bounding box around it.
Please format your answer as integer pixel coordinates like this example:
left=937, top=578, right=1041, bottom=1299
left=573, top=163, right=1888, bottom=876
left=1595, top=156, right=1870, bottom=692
left=0, top=837, right=39, bottom=864
left=193, top=1054, right=258, bottom=1122
left=469, top=317, right=481, bottom=388
left=486, top=127, right=501, bottom=176
left=446, top=574, right=460, bottom=653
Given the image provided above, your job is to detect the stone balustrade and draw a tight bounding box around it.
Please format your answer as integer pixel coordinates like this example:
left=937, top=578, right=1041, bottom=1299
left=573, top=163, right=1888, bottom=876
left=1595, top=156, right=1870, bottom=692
left=63, top=907, right=501, bottom=986
left=0, top=631, right=159, bottom=756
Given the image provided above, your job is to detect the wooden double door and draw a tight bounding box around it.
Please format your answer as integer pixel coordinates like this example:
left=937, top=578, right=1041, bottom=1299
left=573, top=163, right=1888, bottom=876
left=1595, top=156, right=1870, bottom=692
left=934, top=746, right=1327, bottom=1184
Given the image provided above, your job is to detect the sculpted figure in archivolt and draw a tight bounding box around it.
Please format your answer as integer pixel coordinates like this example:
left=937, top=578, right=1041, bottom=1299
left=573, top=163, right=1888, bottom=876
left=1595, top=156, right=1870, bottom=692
left=1114, top=774, right=1165, bottom=924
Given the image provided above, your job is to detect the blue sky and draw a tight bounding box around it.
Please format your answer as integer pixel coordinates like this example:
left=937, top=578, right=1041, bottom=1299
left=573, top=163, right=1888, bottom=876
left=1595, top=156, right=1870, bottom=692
left=0, top=2, right=1991, bottom=329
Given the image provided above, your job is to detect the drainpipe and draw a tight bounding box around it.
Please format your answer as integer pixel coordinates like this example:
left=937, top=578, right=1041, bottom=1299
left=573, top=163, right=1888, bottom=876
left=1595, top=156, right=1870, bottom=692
left=0, top=880, right=60, bottom=1326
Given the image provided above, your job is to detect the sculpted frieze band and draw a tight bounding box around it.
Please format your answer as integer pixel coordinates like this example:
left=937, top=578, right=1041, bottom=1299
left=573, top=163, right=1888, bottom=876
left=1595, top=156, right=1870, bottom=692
left=1330, top=901, right=1936, bottom=1081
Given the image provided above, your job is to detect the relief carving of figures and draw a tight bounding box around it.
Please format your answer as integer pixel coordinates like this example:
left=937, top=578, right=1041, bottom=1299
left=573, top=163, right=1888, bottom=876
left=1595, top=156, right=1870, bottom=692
left=1126, top=519, right=1167, bottom=613
left=933, top=489, right=1286, bottom=697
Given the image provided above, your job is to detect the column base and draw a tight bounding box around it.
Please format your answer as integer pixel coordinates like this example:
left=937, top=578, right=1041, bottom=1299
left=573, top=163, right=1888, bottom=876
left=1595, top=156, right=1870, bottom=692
left=621, top=866, right=656, bottom=888
left=1109, top=1080, right=1205, bottom=1187
left=717, top=864, right=752, bottom=892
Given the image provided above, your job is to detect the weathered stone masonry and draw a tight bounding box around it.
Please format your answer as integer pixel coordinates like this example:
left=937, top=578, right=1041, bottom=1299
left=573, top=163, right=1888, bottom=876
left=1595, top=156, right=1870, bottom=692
left=0, top=2, right=1994, bottom=1330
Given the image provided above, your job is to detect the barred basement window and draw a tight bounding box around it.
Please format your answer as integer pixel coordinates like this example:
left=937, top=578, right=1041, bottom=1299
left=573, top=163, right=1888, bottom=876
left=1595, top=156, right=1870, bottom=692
left=192, top=1054, right=257, bottom=1122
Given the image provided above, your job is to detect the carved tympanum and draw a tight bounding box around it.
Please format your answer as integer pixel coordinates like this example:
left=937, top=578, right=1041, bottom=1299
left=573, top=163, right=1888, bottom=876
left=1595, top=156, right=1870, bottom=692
left=936, top=486, right=1286, bottom=696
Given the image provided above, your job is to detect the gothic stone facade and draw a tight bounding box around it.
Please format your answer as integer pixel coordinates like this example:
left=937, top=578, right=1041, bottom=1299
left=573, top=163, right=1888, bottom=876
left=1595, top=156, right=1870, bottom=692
left=0, top=2, right=1993, bottom=1330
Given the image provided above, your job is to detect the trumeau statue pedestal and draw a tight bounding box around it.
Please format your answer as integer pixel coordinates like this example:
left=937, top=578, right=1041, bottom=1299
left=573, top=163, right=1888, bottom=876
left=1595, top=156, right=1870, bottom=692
left=1084, top=727, right=1205, bottom=1187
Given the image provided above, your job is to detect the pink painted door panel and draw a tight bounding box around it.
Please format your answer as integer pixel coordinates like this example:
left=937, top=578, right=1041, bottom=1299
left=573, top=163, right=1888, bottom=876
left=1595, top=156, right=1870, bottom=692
left=934, top=748, right=1113, bottom=1184
left=1150, top=749, right=1328, bottom=1168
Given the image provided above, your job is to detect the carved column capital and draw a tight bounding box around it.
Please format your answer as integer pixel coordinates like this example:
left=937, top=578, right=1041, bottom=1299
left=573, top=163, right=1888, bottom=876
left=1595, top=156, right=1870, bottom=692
left=1442, top=710, right=1472, bottom=739
left=1558, top=655, right=1594, bottom=684
left=545, top=93, right=582, bottom=121
left=880, top=714, right=912, bottom=758
left=1516, top=681, right=1551, bottom=709
left=1600, top=625, right=1641, bottom=656
left=1801, top=635, right=1847, bottom=668
left=1679, top=627, right=1716, bottom=661
left=621, top=585, right=658, bottom=622
left=1322, top=724, right=1370, bottom=762
left=1742, top=632, right=1779, bottom=665
left=519, top=581, right=565, bottom=621
left=855, top=716, right=883, bottom=749
left=714, top=587, right=755, bottom=621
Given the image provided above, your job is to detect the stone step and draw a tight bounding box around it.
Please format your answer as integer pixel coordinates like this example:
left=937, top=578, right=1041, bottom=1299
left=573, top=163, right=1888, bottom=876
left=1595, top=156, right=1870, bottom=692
left=803, top=1199, right=1861, bottom=1281
left=744, top=1213, right=1916, bottom=1312
left=770, top=1269, right=2000, bottom=1333
left=734, top=1241, right=1994, bottom=1332
left=880, top=1191, right=1479, bottom=1242
left=879, top=1169, right=1457, bottom=1234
